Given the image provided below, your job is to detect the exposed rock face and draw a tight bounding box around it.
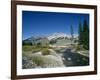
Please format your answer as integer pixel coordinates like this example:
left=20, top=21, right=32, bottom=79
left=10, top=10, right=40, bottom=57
left=22, top=55, right=37, bottom=69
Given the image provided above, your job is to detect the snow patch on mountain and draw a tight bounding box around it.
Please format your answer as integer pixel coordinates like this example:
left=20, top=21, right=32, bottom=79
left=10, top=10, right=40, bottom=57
left=47, top=33, right=71, bottom=40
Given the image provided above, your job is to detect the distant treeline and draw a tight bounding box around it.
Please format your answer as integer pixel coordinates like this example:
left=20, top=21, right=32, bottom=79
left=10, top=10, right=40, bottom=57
left=23, top=41, right=32, bottom=46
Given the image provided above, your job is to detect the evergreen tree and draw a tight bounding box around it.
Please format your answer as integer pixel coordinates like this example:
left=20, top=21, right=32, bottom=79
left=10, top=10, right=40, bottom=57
left=78, top=19, right=89, bottom=50
left=78, top=22, right=83, bottom=45
left=83, top=19, right=89, bottom=50
left=70, top=25, right=74, bottom=45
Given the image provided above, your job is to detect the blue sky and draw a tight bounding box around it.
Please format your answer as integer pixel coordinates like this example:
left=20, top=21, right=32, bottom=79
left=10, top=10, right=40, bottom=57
left=22, top=11, right=89, bottom=40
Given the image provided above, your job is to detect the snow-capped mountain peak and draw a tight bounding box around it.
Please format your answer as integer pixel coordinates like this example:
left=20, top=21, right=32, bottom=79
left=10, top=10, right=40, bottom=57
left=47, top=33, right=70, bottom=40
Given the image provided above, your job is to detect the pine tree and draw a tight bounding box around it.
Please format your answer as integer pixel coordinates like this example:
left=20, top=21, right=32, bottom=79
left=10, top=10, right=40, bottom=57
left=83, top=19, right=89, bottom=50
left=78, top=19, right=89, bottom=50
left=70, top=25, right=74, bottom=45
left=78, top=22, right=83, bottom=45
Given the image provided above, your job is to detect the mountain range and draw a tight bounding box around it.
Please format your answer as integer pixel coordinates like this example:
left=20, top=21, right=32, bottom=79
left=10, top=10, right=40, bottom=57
left=23, top=32, right=78, bottom=42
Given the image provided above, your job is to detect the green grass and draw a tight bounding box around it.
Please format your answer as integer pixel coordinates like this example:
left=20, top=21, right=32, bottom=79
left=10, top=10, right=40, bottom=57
left=22, top=45, right=41, bottom=53
left=22, top=45, right=52, bottom=53
left=22, top=46, right=35, bottom=51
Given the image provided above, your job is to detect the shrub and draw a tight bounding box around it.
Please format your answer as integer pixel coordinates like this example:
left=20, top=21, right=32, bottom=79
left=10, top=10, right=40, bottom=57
left=32, top=55, right=44, bottom=66
left=42, top=55, right=65, bottom=68
left=41, top=48, right=50, bottom=55
left=75, top=45, right=84, bottom=51
left=31, top=54, right=65, bottom=68
left=36, top=42, right=41, bottom=47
